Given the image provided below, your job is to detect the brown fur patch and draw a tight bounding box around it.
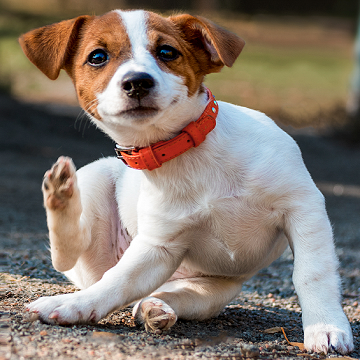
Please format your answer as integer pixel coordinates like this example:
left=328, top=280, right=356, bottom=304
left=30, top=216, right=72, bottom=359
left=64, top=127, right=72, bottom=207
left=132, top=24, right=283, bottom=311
left=19, top=11, right=132, bottom=121
left=146, top=12, right=209, bottom=96
left=19, top=16, right=93, bottom=80
left=146, top=12, right=244, bottom=97
left=69, top=11, right=132, bottom=120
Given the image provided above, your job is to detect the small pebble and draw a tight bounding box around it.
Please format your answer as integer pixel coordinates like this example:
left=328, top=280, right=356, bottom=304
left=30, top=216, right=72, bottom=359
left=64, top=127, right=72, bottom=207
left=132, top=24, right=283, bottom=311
left=240, top=344, right=260, bottom=358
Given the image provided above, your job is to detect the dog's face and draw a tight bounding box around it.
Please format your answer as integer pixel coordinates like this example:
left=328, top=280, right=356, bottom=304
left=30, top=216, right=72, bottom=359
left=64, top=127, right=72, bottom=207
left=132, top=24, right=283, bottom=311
left=19, top=10, right=244, bottom=146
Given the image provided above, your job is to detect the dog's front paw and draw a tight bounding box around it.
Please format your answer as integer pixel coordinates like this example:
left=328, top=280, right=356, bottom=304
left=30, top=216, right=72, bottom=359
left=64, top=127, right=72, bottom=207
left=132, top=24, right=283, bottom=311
left=304, top=323, right=354, bottom=354
left=43, top=156, right=77, bottom=210
left=25, top=293, right=101, bottom=325
left=133, top=297, right=177, bottom=333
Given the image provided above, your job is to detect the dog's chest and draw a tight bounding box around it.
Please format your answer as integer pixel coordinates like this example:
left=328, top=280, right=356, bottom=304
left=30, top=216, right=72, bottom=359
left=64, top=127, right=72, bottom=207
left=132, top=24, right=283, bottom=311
left=180, top=193, right=286, bottom=275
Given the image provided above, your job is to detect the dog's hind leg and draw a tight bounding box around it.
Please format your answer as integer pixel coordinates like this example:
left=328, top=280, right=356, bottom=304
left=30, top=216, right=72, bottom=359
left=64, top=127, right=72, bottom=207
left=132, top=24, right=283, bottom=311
left=133, top=276, right=243, bottom=333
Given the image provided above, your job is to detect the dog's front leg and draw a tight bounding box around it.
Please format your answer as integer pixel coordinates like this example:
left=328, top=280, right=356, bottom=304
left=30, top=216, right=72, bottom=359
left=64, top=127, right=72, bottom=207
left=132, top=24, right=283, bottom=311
left=42, top=156, right=91, bottom=272
left=285, top=191, right=353, bottom=354
left=25, top=233, right=186, bottom=325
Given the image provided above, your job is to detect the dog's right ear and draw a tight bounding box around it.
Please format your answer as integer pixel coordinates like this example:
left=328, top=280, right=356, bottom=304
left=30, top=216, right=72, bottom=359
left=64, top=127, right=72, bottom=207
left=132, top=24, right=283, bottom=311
left=19, top=16, right=93, bottom=80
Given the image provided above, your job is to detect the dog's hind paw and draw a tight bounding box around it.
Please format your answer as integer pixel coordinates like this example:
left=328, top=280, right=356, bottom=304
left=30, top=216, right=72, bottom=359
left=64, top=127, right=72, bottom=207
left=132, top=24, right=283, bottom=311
left=133, top=297, right=177, bottom=334
left=304, top=323, right=354, bottom=355
left=42, top=156, right=77, bottom=210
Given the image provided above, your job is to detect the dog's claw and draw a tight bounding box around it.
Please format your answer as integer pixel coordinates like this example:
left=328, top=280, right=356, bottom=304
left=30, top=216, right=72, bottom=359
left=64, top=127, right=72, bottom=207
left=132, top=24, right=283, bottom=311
left=48, top=311, right=59, bottom=320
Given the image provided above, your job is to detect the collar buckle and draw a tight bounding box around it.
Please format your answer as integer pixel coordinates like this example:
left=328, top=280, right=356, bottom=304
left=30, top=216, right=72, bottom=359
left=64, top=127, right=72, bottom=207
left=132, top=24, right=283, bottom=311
left=115, top=144, right=136, bottom=165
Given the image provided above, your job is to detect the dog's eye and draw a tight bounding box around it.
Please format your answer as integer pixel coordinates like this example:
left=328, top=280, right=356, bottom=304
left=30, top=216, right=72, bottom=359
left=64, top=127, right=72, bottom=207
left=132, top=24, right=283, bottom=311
left=157, top=45, right=180, bottom=61
left=87, top=49, right=109, bottom=67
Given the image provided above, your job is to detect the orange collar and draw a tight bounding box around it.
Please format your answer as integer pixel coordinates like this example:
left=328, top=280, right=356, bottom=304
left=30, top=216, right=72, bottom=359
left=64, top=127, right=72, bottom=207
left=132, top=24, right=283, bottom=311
left=115, top=88, right=218, bottom=170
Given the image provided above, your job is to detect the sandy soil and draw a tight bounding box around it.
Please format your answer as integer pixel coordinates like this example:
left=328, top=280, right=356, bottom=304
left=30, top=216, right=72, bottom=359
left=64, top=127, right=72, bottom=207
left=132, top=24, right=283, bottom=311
left=0, top=94, right=359, bottom=359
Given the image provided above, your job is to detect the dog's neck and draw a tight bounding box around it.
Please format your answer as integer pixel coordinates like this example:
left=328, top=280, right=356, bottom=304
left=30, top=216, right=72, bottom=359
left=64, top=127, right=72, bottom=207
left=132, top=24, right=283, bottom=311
left=115, top=88, right=218, bottom=171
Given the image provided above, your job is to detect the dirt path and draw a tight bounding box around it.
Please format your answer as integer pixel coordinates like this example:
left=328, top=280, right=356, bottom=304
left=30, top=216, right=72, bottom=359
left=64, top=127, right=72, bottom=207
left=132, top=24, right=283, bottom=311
left=0, top=94, right=359, bottom=359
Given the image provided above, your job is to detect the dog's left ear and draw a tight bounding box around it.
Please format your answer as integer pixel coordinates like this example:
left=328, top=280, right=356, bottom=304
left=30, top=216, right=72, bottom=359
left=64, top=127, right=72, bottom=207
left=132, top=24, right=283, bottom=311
left=170, top=14, right=245, bottom=73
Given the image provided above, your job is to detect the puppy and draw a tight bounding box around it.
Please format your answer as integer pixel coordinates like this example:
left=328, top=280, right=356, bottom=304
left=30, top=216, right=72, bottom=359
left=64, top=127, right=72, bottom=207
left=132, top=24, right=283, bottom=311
left=19, top=10, right=353, bottom=354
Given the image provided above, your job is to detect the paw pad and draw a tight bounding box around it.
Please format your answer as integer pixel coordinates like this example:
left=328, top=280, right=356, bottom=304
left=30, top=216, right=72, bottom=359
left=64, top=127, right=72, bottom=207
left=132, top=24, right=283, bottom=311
left=42, top=157, right=77, bottom=210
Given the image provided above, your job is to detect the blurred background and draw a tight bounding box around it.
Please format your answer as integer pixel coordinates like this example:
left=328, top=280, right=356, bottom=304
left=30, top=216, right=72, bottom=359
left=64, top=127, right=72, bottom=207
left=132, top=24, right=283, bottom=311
left=0, top=0, right=358, bottom=128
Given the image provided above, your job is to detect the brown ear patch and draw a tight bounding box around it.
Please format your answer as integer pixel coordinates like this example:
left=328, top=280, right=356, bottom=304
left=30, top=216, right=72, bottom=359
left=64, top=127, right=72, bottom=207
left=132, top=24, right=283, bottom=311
left=19, top=16, right=93, bottom=80
left=169, top=14, right=245, bottom=73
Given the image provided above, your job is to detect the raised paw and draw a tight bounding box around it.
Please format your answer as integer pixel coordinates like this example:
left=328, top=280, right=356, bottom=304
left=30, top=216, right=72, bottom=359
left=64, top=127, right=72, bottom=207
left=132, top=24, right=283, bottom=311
left=133, top=297, right=177, bottom=334
left=43, top=156, right=77, bottom=210
left=25, top=293, right=101, bottom=326
left=304, top=323, right=354, bottom=355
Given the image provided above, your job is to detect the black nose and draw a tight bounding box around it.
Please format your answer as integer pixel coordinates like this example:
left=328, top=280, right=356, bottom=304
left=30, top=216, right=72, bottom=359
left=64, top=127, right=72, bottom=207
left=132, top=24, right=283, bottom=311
left=121, top=72, right=155, bottom=100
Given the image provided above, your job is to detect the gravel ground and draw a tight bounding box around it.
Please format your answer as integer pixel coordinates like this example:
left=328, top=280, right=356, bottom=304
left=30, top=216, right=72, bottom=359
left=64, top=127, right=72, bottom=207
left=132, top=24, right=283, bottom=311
left=0, top=94, right=359, bottom=359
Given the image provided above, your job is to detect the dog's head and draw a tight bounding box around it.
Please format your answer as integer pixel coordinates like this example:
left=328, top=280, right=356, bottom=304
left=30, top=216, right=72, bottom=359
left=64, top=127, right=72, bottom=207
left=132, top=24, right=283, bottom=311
left=19, top=10, right=244, bottom=146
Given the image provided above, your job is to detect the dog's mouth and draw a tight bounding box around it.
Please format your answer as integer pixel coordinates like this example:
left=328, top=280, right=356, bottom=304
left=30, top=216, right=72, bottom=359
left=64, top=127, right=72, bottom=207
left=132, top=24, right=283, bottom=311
left=121, top=106, right=159, bottom=118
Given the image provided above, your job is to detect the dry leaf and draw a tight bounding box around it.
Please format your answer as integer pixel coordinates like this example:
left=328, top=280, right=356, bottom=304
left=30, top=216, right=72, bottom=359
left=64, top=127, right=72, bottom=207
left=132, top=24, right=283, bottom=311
left=263, top=327, right=283, bottom=334
left=281, top=327, right=305, bottom=350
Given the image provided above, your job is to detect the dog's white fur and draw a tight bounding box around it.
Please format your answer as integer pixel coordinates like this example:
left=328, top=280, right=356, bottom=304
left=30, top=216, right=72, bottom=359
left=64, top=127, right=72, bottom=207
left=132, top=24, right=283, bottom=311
left=22, top=9, right=353, bottom=354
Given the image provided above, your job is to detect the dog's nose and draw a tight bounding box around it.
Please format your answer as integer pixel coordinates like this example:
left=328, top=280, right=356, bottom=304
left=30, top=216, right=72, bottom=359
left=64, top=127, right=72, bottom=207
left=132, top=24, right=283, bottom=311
left=121, top=72, right=155, bottom=100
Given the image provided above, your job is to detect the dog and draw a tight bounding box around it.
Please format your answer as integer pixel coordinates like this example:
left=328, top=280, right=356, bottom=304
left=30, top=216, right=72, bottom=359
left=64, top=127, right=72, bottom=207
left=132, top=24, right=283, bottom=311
left=19, top=9, right=353, bottom=354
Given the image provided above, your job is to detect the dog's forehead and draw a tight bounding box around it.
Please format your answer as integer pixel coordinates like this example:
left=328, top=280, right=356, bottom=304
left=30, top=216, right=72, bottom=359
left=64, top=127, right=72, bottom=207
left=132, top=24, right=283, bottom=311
left=117, top=10, right=180, bottom=43
left=117, top=10, right=148, bottom=51
left=82, top=10, right=180, bottom=53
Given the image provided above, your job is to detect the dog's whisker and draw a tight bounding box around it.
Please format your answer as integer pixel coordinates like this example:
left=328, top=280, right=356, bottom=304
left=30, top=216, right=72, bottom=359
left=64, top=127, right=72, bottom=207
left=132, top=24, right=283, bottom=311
left=74, top=111, right=88, bottom=136
left=74, top=110, right=86, bottom=131
left=74, top=99, right=99, bottom=136
left=83, top=100, right=99, bottom=115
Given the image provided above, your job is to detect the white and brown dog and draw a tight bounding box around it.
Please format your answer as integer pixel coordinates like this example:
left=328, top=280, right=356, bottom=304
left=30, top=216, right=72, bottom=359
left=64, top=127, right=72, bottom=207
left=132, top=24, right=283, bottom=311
left=19, top=10, right=353, bottom=354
